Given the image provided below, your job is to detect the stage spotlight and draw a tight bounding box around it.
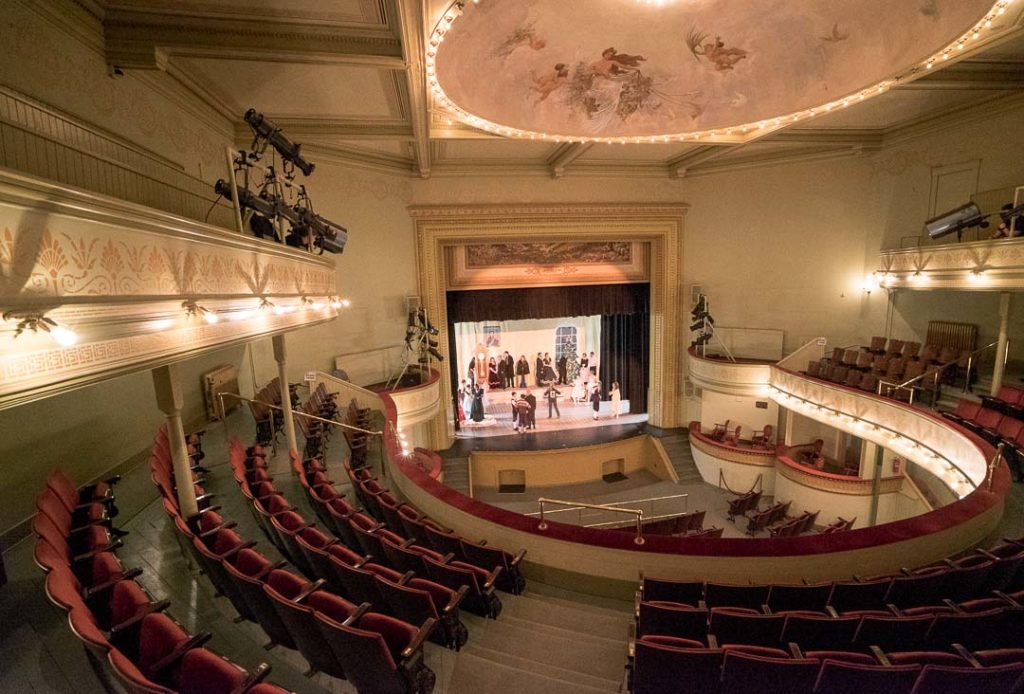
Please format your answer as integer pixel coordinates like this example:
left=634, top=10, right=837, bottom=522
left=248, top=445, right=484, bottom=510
left=924, top=202, right=986, bottom=240
left=244, top=108, right=315, bottom=176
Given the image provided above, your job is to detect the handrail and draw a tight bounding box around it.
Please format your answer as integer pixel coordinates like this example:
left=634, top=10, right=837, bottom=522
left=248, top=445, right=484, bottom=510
left=584, top=511, right=691, bottom=529
left=878, top=340, right=999, bottom=405
left=535, top=497, right=645, bottom=545
left=523, top=492, right=689, bottom=517
left=217, top=392, right=383, bottom=436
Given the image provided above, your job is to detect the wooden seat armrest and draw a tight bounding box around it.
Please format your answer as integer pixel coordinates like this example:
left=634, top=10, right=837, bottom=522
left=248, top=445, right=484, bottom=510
left=83, top=567, right=144, bottom=598
left=199, top=521, right=236, bottom=539
left=194, top=505, right=223, bottom=516
left=368, top=522, right=385, bottom=532
left=942, top=598, right=963, bottom=613
left=942, top=558, right=957, bottom=568
left=852, top=575, right=863, bottom=582
left=951, top=643, right=983, bottom=668
left=269, top=506, right=298, bottom=517
left=354, top=555, right=372, bottom=569
left=194, top=493, right=216, bottom=504
left=150, top=632, right=212, bottom=674
left=627, top=638, right=635, bottom=660
left=698, top=600, right=707, bottom=610
left=398, top=570, right=415, bottom=586
left=482, top=566, right=503, bottom=591
left=311, top=480, right=336, bottom=490
left=788, top=643, right=804, bottom=659
left=509, top=549, right=527, bottom=567
left=869, top=645, right=890, bottom=666
left=440, top=552, right=455, bottom=564
left=229, top=662, right=272, bottom=694
left=397, top=505, right=422, bottom=521
left=67, top=521, right=109, bottom=536
left=252, top=560, right=288, bottom=582
left=885, top=603, right=902, bottom=617
left=760, top=604, right=773, bottom=615
left=293, top=578, right=327, bottom=604
left=399, top=538, right=415, bottom=550
left=444, top=585, right=469, bottom=614
left=825, top=606, right=839, bottom=618
left=217, top=540, right=257, bottom=561
left=634, top=591, right=641, bottom=618
left=978, top=548, right=999, bottom=560
left=342, top=602, right=372, bottom=627
left=707, top=634, right=719, bottom=649
left=994, top=590, right=1020, bottom=606
left=72, top=539, right=123, bottom=562
left=899, top=567, right=913, bottom=576
left=400, top=617, right=438, bottom=660
left=107, top=600, right=171, bottom=637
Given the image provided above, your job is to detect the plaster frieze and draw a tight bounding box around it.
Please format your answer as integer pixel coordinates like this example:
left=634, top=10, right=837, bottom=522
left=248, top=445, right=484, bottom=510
left=877, top=238, right=1024, bottom=290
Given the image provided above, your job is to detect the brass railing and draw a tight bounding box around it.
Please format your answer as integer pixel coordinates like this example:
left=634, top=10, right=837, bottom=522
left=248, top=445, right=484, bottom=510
left=534, top=497, right=645, bottom=545
left=877, top=340, right=999, bottom=406
left=525, top=493, right=688, bottom=527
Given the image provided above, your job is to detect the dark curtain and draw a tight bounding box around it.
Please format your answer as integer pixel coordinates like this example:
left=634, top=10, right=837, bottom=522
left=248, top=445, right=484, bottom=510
left=600, top=312, right=649, bottom=414
left=446, top=283, right=648, bottom=322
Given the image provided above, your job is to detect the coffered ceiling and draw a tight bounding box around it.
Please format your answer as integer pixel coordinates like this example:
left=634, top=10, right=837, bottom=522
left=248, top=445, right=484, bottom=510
left=86, top=0, right=1024, bottom=179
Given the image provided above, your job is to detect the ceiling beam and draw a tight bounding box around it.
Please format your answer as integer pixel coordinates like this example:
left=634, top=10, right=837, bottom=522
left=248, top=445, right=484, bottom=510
left=667, top=145, right=736, bottom=179
left=896, top=60, right=1024, bottom=91
left=102, top=8, right=405, bottom=69
left=232, top=118, right=414, bottom=143
left=546, top=143, right=594, bottom=178
left=393, top=0, right=431, bottom=178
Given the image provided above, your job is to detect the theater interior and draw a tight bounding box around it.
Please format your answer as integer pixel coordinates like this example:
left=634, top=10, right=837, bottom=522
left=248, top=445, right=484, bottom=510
left=3, top=0, right=1024, bottom=692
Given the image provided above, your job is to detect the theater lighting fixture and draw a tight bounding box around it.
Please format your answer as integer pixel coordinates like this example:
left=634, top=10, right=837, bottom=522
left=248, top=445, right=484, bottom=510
left=259, top=298, right=276, bottom=313
left=301, top=297, right=326, bottom=310
left=182, top=300, right=219, bottom=324
left=244, top=108, right=315, bottom=177
left=2, top=310, right=79, bottom=346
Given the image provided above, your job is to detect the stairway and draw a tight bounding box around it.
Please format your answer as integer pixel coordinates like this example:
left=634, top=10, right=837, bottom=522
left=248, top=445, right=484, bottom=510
left=443, top=457, right=471, bottom=495
left=657, top=432, right=703, bottom=483
left=444, top=587, right=630, bottom=693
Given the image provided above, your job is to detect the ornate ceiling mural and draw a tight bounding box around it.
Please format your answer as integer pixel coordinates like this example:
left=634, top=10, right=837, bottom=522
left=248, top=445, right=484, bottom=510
left=430, top=0, right=1004, bottom=143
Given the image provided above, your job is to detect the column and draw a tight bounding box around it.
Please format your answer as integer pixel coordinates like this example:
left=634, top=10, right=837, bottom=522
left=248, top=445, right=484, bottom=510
left=272, top=333, right=299, bottom=458
left=152, top=364, right=199, bottom=518
left=991, top=292, right=1011, bottom=397
left=782, top=408, right=793, bottom=446
left=867, top=444, right=884, bottom=527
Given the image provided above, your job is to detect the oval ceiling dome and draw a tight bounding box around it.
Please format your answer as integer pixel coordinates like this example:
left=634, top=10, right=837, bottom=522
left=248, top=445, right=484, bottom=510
left=431, top=0, right=1002, bottom=142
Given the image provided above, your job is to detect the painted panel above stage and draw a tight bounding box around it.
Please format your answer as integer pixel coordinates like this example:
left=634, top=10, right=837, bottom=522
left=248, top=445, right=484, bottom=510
left=0, top=168, right=338, bottom=409
left=447, top=241, right=649, bottom=289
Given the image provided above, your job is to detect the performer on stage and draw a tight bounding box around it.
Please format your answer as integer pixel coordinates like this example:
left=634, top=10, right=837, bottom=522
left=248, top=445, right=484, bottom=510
left=545, top=383, right=561, bottom=418
left=471, top=385, right=485, bottom=422
left=503, top=352, right=515, bottom=389
left=534, top=352, right=543, bottom=386
left=556, top=353, right=568, bottom=385
left=579, top=351, right=589, bottom=374
left=525, top=389, right=537, bottom=430
left=509, top=391, right=518, bottom=426
left=497, top=351, right=510, bottom=389
left=515, top=354, right=530, bottom=388
left=487, top=357, right=501, bottom=389
left=461, top=380, right=474, bottom=420
left=589, top=351, right=598, bottom=378
left=590, top=381, right=602, bottom=420
left=610, top=381, right=621, bottom=419
left=514, top=392, right=530, bottom=432
left=541, top=352, right=556, bottom=383
left=467, top=357, right=476, bottom=383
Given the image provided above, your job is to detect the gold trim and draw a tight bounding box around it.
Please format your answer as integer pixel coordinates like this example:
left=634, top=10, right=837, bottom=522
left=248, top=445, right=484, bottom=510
left=689, top=433, right=776, bottom=467
left=777, top=458, right=904, bottom=496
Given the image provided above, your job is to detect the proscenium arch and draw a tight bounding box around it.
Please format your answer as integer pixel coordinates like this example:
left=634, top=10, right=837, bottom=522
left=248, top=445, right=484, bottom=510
left=408, top=203, right=689, bottom=450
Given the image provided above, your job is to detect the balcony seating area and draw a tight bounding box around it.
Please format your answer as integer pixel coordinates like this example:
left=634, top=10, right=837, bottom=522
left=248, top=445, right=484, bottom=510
left=630, top=558, right=1024, bottom=693
left=725, top=491, right=824, bottom=538
left=706, top=420, right=775, bottom=451
left=163, top=434, right=441, bottom=692
left=804, top=337, right=972, bottom=401
left=31, top=428, right=294, bottom=694
left=248, top=377, right=299, bottom=446
left=942, top=399, right=1024, bottom=481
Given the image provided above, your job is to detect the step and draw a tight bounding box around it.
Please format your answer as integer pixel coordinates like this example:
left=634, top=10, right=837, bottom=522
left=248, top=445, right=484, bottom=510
left=461, top=614, right=626, bottom=682
left=517, top=587, right=633, bottom=620
left=499, top=595, right=631, bottom=641
left=446, top=649, right=621, bottom=694
left=458, top=643, right=623, bottom=692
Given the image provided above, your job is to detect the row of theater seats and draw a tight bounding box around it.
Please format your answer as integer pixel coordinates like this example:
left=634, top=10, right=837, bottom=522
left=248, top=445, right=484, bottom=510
left=32, top=431, right=291, bottom=694
left=161, top=435, right=440, bottom=693
left=629, top=635, right=1024, bottom=694
left=727, top=491, right=827, bottom=538
left=629, top=562, right=1024, bottom=693
left=943, top=399, right=1024, bottom=480
left=248, top=377, right=298, bottom=446
left=291, top=383, right=342, bottom=459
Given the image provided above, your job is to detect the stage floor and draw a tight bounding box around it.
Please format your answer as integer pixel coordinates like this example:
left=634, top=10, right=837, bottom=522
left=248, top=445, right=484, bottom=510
left=457, top=391, right=646, bottom=439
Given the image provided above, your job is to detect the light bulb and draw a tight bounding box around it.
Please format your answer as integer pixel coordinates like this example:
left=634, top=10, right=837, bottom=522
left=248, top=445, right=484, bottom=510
left=203, top=311, right=219, bottom=324
left=50, top=325, right=78, bottom=347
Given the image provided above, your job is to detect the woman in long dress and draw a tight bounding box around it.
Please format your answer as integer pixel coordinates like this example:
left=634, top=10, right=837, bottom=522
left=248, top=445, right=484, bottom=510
left=487, top=357, right=501, bottom=389
left=471, top=386, right=485, bottom=422
left=610, top=381, right=621, bottom=418
left=570, top=376, right=585, bottom=404
left=590, top=381, right=602, bottom=420
left=461, top=382, right=474, bottom=422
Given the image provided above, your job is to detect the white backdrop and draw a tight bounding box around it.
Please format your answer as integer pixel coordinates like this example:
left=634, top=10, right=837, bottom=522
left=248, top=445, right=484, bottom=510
left=454, top=316, right=601, bottom=386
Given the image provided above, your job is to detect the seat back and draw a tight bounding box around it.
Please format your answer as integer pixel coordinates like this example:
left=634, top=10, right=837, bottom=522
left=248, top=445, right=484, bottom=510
left=263, top=585, right=346, bottom=678
left=767, top=583, right=832, bottom=613
left=222, top=560, right=296, bottom=649
left=638, top=601, right=709, bottom=642
left=313, top=612, right=407, bottom=694
left=829, top=578, right=891, bottom=612
left=780, top=613, right=860, bottom=652
left=813, top=659, right=921, bottom=694
left=641, top=576, right=704, bottom=606
left=719, top=650, right=819, bottom=694
left=633, top=637, right=723, bottom=694
left=909, top=662, right=1024, bottom=694
left=177, top=648, right=249, bottom=694
left=709, top=608, right=785, bottom=648
left=704, top=583, right=770, bottom=611
left=853, top=615, right=933, bottom=652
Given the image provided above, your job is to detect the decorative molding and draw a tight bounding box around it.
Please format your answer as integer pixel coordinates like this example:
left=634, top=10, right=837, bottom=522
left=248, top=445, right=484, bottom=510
left=776, top=455, right=904, bottom=496
left=877, top=238, right=1024, bottom=291
left=0, top=167, right=338, bottom=408
left=393, top=0, right=431, bottom=177
left=387, top=369, right=442, bottom=429
left=446, top=241, right=649, bottom=290
left=688, top=350, right=773, bottom=397
left=411, top=203, right=688, bottom=447
left=689, top=433, right=776, bottom=468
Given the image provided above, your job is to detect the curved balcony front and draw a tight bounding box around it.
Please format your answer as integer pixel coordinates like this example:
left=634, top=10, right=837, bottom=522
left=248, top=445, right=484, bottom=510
left=688, top=421, right=777, bottom=495
left=687, top=347, right=773, bottom=397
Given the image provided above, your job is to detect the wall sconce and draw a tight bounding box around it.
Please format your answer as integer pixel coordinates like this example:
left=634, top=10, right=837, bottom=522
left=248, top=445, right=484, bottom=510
left=329, top=296, right=351, bottom=309
left=302, top=297, right=325, bottom=310
left=859, top=274, right=880, bottom=295
left=182, top=300, right=219, bottom=324
left=2, top=310, right=79, bottom=346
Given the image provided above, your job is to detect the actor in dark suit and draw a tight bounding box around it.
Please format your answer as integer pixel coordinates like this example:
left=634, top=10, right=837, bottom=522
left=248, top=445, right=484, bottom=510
left=534, top=352, right=543, bottom=386
left=525, top=389, right=537, bottom=429
left=556, top=354, right=568, bottom=385
left=545, top=384, right=561, bottom=418
left=503, top=352, right=515, bottom=388
left=497, top=351, right=510, bottom=389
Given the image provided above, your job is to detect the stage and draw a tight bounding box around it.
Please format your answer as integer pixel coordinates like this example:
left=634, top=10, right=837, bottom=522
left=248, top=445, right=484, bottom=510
left=456, top=389, right=646, bottom=438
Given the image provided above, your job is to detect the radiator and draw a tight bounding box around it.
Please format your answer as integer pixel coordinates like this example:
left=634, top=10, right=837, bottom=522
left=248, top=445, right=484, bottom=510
left=925, top=321, right=978, bottom=352
left=203, top=364, right=240, bottom=421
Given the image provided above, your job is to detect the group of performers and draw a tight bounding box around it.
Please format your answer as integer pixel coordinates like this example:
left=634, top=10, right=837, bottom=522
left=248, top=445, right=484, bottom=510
left=457, top=371, right=623, bottom=427
left=468, top=350, right=601, bottom=390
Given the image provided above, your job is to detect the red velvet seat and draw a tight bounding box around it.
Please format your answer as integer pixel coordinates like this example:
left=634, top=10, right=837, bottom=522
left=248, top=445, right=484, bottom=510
left=326, top=543, right=402, bottom=606
left=853, top=614, right=933, bottom=652
left=828, top=577, right=891, bottom=613
left=812, top=659, right=922, bottom=694
left=263, top=578, right=346, bottom=679
left=222, top=553, right=295, bottom=650
left=641, top=576, right=704, bottom=606
left=633, top=636, right=726, bottom=694
left=311, top=591, right=437, bottom=694
left=719, top=648, right=819, bottom=694
left=909, top=662, right=1024, bottom=694
left=705, top=583, right=770, bottom=611
left=376, top=574, right=469, bottom=651
left=637, top=601, right=710, bottom=643
left=422, top=553, right=502, bottom=619
left=767, top=583, right=832, bottom=613
left=709, top=607, right=785, bottom=648
left=460, top=539, right=527, bottom=595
